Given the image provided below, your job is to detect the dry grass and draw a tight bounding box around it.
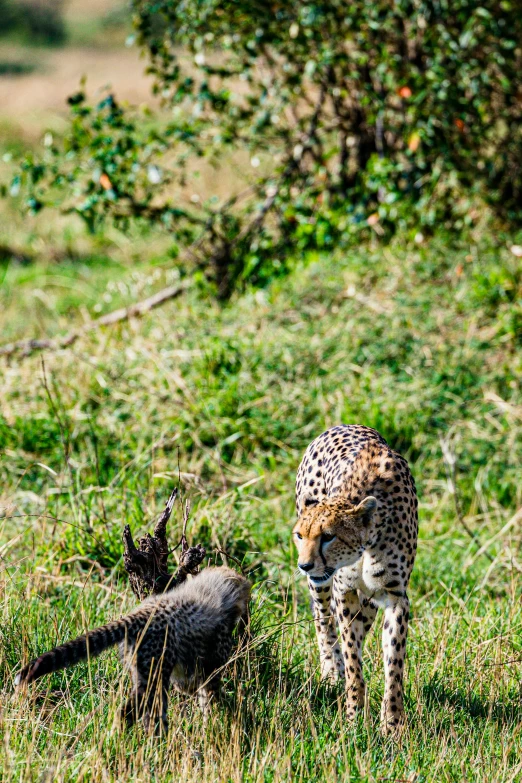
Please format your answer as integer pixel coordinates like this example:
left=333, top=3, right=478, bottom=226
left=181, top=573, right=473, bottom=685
left=1, top=234, right=521, bottom=781
left=0, top=5, right=521, bottom=780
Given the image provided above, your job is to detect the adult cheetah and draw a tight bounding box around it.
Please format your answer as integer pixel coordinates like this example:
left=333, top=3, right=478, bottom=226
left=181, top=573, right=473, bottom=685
left=293, top=424, right=418, bottom=734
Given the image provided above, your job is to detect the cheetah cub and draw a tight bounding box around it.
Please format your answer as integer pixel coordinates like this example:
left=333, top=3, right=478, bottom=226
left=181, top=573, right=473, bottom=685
left=15, top=566, right=250, bottom=733
left=293, top=425, right=418, bottom=734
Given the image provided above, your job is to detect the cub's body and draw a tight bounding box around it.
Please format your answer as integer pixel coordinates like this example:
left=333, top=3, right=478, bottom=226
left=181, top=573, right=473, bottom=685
left=16, top=567, right=250, bottom=732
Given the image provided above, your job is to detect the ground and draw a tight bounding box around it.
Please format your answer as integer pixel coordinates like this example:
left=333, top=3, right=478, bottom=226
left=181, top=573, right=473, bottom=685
left=0, top=3, right=521, bottom=782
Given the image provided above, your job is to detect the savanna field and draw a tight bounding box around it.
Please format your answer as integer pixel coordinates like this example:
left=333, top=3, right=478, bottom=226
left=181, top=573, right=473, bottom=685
left=1, top=234, right=521, bottom=781
left=1, top=2, right=522, bottom=781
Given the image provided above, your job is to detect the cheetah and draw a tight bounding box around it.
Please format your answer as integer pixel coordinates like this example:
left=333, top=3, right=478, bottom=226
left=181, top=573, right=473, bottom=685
left=15, top=566, right=250, bottom=733
left=293, top=424, right=418, bottom=734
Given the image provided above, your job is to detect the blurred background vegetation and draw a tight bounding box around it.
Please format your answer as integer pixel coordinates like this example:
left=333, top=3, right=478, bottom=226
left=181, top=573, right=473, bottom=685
left=0, top=0, right=66, bottom=48
left=1, top=0, right=522, bottom=298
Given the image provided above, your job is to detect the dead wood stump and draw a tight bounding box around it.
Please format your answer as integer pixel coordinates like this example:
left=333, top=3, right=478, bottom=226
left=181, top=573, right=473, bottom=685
left=122, top=489, right=206, bottom=601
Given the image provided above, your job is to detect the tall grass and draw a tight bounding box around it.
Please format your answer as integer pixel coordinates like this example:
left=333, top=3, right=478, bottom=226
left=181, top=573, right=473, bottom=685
left=1, top=234, right=521, bottom=781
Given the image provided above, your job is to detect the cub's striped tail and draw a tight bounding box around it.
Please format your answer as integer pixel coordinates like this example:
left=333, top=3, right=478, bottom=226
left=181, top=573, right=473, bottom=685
left=15, top=613, right=145, bottom=686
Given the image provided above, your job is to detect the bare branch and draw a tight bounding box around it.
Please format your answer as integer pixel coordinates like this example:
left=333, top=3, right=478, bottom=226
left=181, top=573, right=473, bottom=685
left=0, top=283, right=187, bottom=360
left=153, top=489, right=178, bottom=541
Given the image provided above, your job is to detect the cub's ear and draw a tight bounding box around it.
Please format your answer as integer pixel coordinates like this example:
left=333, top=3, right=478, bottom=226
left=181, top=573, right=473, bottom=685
left=353, top=496, right=377, bottom=526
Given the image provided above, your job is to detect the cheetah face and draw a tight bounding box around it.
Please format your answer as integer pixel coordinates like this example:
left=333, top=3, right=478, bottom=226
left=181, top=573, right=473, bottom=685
left=292, top=496, right=377, bottom=583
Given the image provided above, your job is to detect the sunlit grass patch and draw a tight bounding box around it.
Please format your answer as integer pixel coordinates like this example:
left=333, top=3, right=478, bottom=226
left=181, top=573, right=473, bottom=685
left=1, top=232, right=521, bottom=780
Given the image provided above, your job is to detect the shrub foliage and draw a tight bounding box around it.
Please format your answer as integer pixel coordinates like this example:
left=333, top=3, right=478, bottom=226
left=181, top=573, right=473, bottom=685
left=11, top=0, right=522, bottom=296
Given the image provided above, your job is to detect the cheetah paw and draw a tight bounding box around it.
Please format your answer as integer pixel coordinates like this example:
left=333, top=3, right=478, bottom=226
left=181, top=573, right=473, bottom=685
left=380, top=711, right=406, bottom=738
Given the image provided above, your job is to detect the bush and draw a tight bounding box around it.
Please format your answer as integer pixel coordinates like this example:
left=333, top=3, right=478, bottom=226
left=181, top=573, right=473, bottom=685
left=0, top=0, right=66, bottom=45
left=10, top=0, right=522, bottom=297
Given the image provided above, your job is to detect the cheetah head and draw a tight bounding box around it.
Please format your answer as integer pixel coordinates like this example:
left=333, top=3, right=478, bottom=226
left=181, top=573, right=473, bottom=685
left=292, top=495, right=377, bottom=583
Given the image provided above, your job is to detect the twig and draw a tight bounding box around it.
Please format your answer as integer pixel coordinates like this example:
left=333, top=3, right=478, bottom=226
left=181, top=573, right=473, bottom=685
left=214, top=547, right=247, bottom=577
left=0, top=283, right=187, bottom=359
left=181, top=499, right=191, bottom=551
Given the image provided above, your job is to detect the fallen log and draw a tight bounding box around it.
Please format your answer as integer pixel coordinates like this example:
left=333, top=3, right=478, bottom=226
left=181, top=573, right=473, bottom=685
left=0, top=282, right=187, bottom=359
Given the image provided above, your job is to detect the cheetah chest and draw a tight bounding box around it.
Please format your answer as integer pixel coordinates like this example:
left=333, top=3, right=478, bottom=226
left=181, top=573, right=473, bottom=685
left=333, top=552, right=392, bottom=607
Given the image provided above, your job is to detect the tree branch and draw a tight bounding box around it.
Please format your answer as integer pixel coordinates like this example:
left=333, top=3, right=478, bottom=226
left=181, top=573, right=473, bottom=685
left=0, top=282, right=188, bottom=359
left=235, top=75, right=330, bottom=245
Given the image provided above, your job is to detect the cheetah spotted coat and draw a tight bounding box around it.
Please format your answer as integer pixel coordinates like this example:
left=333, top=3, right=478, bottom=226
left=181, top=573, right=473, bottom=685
left=294, top=424, right=418, bottom=733
left=16, top=567, right=250, bottom=733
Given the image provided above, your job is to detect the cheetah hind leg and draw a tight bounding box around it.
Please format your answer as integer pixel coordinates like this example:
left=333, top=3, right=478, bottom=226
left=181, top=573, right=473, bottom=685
left=120, top=684, right=170, bottom=736
left=145, top=688, right=170, bottom=736
left=121, top=664, right=172, bottom=736
left=120, top=688, right=141, bottom=729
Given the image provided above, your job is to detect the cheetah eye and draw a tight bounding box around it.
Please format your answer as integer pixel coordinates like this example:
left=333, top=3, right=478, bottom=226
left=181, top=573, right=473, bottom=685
left=321, top=532, right=336, bottom=543
left=295, top=532, right=302, bottom=540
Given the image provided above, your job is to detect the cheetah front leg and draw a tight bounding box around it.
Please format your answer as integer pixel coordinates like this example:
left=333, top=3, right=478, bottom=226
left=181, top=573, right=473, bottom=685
left=335, top=588, right=377, bottom=721
left=197, top=673, right=222, bottom=718
left=308, top=580, right=344, bottom=683
left=380, top=595, right=410, bottom=735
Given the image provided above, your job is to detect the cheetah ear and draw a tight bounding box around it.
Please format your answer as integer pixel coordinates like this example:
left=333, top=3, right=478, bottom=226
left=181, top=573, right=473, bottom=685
left=352, top=496, right=377, bottom=526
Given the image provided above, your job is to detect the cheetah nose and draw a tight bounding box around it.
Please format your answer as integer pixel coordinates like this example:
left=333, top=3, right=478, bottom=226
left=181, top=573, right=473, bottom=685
left=298, top=562, right=314, bottom=572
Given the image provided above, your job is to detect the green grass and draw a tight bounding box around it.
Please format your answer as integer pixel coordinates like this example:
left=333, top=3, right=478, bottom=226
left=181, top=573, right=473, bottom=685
left=1, top=233, right=521, bottom=781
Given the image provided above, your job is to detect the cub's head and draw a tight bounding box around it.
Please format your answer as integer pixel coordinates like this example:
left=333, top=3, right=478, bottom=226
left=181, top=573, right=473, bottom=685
left=292, top=495, right=377, bottom=584
left=216, top=566, right=251, bottom=625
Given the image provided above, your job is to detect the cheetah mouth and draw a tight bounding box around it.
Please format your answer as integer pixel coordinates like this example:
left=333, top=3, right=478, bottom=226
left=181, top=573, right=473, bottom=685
left=308, top=567, right=336, bottom=584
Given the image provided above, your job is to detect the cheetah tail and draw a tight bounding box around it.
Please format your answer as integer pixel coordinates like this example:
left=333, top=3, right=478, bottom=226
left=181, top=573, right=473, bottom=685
left=15, top=616, right=133, bottom=687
